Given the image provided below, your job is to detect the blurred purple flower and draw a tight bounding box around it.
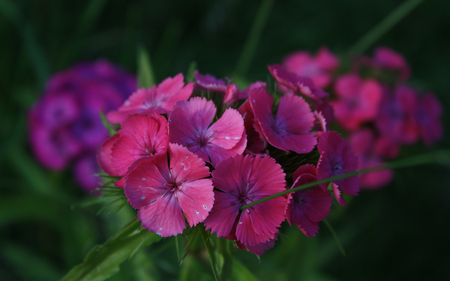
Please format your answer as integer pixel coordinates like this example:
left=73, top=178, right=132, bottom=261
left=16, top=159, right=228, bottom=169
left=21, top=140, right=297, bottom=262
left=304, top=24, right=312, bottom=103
left=28, top=60, right=136, bottom=192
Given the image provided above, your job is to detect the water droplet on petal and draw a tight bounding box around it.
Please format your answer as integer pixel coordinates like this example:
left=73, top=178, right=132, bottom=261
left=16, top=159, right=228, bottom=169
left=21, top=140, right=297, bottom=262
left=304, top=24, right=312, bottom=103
left=195, top=210, right=199, bottom=214
left=203, top=204, right=207, bottom=209
left=141, top=196, right=145, bottom=200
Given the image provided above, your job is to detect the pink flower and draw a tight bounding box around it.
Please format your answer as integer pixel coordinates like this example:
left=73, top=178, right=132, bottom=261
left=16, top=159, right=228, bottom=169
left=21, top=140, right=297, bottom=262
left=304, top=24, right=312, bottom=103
left=268, top=64, right=329, bottom=100
left=331, top=74, right=382, bottom=131
left=250, top=87, right=317, bottom=154
left=204, top=154, right=287, bottom=246
left=376, top=85, right=419, bottom=144
left=373, top=47, right=410, bottom=81
left=97, top=114, right=168, bottom=177
left=194, top=71, right=228, bottom=93
left=283, top=47, right=339, bottom=89
left=415, top=92, right=443, bottom=146
left=168, top=97, right=246, bottom=166
left=223, top=81, right=266, bottom=105
left=237, top=100, right=267, bottom=154
left=124, top=143, right=214, bottom=237
left=349, top=129, right=393, bottom=189
left=236, top=236, right=277, bottom=256
left=286, top=164, right=332, bottom=237
left=107, top=74, right=193, bottom=124
left=316, top=131, right=360, bottom=206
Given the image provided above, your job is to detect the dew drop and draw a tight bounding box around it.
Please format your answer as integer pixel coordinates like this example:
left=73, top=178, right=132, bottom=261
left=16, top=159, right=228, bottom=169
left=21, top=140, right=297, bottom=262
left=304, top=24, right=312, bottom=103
left=141, top=196, right=145, bottom=200
left=238, top=221, right=243, bottom=224
left=195, top=210, right=199, bottom=214
left=145, top=149, right=150, bottom=153
left=142, top=177, right=146, bottom=180
left=203, top=204, right=207, bottom=209
left=225, top=136, right=230, bottom=140
left=125, top=101, right=130, bottom=106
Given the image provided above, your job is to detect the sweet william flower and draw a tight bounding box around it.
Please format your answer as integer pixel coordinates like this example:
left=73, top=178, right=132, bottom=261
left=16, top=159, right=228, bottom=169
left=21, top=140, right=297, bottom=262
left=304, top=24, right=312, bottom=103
left=125, top=143, right=214, bottom=237
left=316, top=131, right=360, bottom=206
left=107, top=73, right=193, bottom=124
left=250, top=87, right=316, bottom=154
left=415, top=92, right=443, bottom=146
left=331, top=73, right=382, bottom=131
left=268, top=64, right=329, bottom=100
left=97, top=114, right=168, bottom=178
left=349, top=129, right=393, bottom=189
left=286, top=164, right=332, bottom=237
left=168, top=97, right=246, bottom=166
left=283, top=47, right=339, bottom=89
left=28, top=60, right=136, bottom=191
left=204, top=154, right=287, bottom=246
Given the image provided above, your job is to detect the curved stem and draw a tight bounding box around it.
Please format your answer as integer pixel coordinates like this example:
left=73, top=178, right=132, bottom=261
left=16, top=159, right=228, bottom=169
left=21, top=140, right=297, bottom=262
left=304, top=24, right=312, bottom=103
left=240, top=150, right=450, bottom=210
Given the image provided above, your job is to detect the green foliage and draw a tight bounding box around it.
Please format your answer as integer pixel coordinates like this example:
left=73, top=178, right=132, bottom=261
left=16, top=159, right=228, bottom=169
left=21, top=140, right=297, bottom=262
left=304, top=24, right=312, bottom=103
left=61, top=218, right=162, bottom=281
left=137, top=46, right=156, bottom=88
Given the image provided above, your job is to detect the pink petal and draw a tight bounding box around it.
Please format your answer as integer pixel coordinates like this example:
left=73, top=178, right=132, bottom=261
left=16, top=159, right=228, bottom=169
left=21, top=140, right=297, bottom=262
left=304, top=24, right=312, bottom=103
left=111, top=115, right=168, bottom=175
left=292, top=164, right=317, bottom=182
left=209, top=108, right=244, bottom=150
left=177, top=179, right=214, bottom=227
left=235, top=210, right=274, bottom=246
left=124, top=154, right=170, bottom=209
left=204, top=191, right=241, bottom=237
left=138, top=193, right=186, bottom=237
left=168, top=143, right=210, bottom=182
left=97, top=133, right=121, bottom=176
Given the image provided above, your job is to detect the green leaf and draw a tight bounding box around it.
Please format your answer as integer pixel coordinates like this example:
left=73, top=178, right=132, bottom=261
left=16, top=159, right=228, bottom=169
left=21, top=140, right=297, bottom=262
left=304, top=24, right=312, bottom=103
left=230, top=259, right=258, bottom=281
left=348, top=0, right=424, bottom=54
left=323, top=219, right=345, bottom=256
left=186, top=61, right=197, bottom=82
left=61, top=217, right=161, bottom=281
left=99, top=110, right=118, bottom=136
left=200, top=225, right=220, bottom=281
left=137, top=46, right=155, bottom=88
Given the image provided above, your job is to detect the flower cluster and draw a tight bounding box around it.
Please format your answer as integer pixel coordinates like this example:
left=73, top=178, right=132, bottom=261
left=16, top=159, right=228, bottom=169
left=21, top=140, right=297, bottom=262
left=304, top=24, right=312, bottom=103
left=281, top=47, right=443, bottom=189
left=98, top=66, right=362, bottom=255
left=28, top=60, right=136, bottom=191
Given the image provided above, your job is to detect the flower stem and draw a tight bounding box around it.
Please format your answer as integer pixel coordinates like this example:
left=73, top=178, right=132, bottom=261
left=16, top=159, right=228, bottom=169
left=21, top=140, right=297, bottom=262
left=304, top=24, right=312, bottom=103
left=348, top=0, right=424, bottom=55
left=240, top=150, right=450, bottom=210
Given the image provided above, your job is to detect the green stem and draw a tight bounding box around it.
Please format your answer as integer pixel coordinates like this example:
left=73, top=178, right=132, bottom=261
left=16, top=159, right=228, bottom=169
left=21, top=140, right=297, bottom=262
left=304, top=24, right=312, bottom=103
left=241, top=150, right=450, bottom=210
left=348, top=0, right=424, bottom=55
left=200, top=225, right=220, bottom=281
left=234, top=0, right=274, bottom=78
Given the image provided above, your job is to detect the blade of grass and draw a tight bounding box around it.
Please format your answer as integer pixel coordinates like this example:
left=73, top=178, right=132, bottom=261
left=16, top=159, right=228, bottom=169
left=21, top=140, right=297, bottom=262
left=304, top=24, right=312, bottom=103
left=323, top=219, right=345, bottom=256
left=234, top=0, right=274, bottom=78
left=137, top=46, right=156, bottom=88
left=348, top=0, right=425, bottom=54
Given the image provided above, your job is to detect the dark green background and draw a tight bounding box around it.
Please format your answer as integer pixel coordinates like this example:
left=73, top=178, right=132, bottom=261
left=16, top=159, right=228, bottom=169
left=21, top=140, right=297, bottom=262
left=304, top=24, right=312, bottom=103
left=1, top=0, right=449, bottom=280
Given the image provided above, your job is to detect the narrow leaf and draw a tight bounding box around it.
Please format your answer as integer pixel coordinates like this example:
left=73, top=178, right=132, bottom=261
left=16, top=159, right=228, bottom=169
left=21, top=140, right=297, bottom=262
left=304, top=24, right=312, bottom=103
left=137, top=46, right=155, bottom=88
left=200, top=225, right=220, bottom=281
left=323, top=219, right=345, bottom=256
left=61, top=217, right=161, bottom=281
left=99, top=110, right=118, bottom=136
left=186, top=61, right=197, bottom=82
left=230, top=259, right=258, bottom=281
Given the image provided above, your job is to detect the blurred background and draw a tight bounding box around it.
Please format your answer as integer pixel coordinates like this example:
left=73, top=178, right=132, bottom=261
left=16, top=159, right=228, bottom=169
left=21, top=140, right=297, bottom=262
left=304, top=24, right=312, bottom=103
left=1, top=0, right=449, bottom=280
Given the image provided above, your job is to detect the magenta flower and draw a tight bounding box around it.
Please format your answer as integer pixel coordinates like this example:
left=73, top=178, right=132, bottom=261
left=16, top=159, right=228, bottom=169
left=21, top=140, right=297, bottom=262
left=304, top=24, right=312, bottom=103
left=283, top=47, right=339, bottom=89
left=250, top=87, right=317, bottom=154
left=376, top=85, right=419, bottom=144
left=331, top=74, right=382, bottom=131
left=124, top=143, right=214, bottom=237
left=204, top=154, right=287, bottom=246
left=168, top=97, right=246, bottom=166
left=97, top=114, right=168, bottom=177
left=236, top=236, right=277, bottom=256
left=107, top=73, right=193, bottom=124
left=415, top=92, right=443, bottom=146
left=237, top=100, right=267, bottom=154
left=268, top=64, right=328, bottom=100
left=349, top=129, right=393, bottom=189
left=223, top=81, right=266, bottom=105
left=373, top=47, right=410, bottom=81
left=194, top=71, right=228, bottom=93
left=286, top=164, right=332, bottom=237
left=28, top=60, right=136, bottom=191
left=316, top=131, right=360, bottom=206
